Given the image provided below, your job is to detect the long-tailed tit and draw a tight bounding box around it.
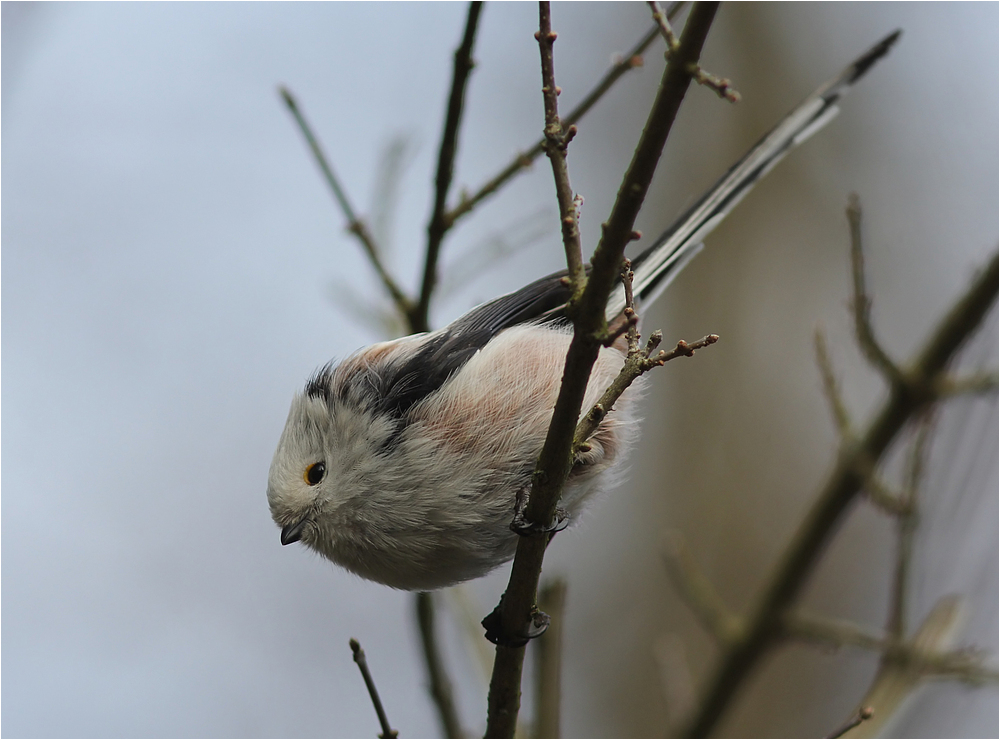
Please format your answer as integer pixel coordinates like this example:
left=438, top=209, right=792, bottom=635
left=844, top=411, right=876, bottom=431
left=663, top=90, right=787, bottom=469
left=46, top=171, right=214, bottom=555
left=267, top=32, right=899, bottom=590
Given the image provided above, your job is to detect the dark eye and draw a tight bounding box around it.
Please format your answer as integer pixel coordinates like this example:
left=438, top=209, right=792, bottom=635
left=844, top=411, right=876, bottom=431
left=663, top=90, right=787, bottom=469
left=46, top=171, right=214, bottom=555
left=303, top=461, right=326, bottom=486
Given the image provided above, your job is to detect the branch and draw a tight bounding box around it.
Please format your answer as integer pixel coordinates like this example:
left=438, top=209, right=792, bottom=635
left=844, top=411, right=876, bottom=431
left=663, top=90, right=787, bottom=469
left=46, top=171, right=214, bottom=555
left=648, top=1, right=740, bottom=102
left=535, top=2, right=585, bottom=289
left=444, top=5, right=684, bottom=227
left=885, top=417, right=932, bottom=639
left=279, top=87, right=413, bottom=318
left=576, top=263, right=719, bottom=448
left=485, top=5, right=721, bottom=737
left=815, top=326, right=854, bottom=438
left=349, top=638, right=399, bottom=739
left=840, top=597, right=995, bottom=739
left=412, top=1, right=484, bottom=333
left=534, top=579, right=567, bottom=739
left=682, top=213, right=999, bottom=735
left=826, top=706, right=874, bottom=739
left=847, top=194, right=903, bottom=383
left=663, top=530, right=743, bottom=645
left=415, top=592, right=464, bottom=739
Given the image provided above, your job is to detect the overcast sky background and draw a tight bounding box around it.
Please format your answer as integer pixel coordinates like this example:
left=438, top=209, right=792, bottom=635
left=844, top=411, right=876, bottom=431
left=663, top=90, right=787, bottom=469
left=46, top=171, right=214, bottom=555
left=3, top=3, right=997, bottom=738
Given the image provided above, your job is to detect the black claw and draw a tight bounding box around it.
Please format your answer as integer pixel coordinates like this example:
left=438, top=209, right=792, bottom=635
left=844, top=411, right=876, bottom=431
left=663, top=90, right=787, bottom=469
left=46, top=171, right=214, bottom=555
left=481, top=595, right=551, bottom=647
left=510, top=486, right=570, bottom=536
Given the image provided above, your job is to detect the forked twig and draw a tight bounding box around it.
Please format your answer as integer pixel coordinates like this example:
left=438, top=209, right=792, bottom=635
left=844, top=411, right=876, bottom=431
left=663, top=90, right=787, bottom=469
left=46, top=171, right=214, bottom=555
left=444, top=5, right=684, bottom=227
left=681, top=196, right=998, bottom=736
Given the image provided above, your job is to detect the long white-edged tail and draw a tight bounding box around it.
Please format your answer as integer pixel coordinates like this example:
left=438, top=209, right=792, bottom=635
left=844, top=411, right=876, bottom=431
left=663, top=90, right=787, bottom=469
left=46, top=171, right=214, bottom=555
left=608, top=29, right=901, bottom=321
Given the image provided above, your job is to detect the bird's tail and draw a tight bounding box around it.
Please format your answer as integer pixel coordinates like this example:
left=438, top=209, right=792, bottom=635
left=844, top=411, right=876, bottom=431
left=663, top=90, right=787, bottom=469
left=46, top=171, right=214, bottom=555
left=607, top=29, right=901, bottom=321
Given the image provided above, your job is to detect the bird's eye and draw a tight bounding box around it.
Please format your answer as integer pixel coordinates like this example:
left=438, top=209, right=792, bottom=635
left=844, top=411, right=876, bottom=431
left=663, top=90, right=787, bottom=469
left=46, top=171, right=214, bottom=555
left=303, top=461, right=326, bottom=486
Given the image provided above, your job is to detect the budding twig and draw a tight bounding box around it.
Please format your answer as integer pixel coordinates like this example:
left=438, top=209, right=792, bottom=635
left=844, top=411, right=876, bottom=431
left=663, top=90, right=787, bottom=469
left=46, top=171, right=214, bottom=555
left=648, top=0, right=740, bottom=102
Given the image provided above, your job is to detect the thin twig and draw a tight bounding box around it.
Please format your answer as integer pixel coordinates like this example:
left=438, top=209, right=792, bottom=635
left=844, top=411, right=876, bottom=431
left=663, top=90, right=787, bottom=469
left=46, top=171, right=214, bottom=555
left=534, top=579, right=567, bottom=739
left=815, top=327, right=853, bottom=438
left=839, top=597, right=994, bottom=739
left=886, top=417, right=933, bottom=639
left=484, top=6, right=721, bottom=737
left=649, top=0, right=740, bottom=102
left=536, top=1, right=585, bottom=290
left=445, top=5, right=683, bottom=227
left=349, top=638, right=399, bottom=739
left=936, top=370, right=999, bottom=397
left=279, top=87, right=413, bottom=317
left=847, top=194, right=903, bottom=383
left=826, top=706, right=874, bottom=739
left=682, top=228, right=999, bottom=735
left=784, top=609, right=998, bottom=685
left=415, top=592, right=464, bottom=739
left=663, top=530, right=743, bottom=645
left=413, top=0, right=484, bottom=333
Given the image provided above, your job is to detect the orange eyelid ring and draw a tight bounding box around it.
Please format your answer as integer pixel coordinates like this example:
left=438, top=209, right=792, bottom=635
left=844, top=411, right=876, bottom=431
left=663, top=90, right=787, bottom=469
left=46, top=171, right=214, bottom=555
left=303, top=461, right=326, bottom=486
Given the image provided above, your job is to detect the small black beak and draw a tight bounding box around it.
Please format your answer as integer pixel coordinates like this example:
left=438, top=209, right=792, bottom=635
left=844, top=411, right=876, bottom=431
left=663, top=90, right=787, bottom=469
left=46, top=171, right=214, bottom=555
left=280, top=518, right=308, bottom=546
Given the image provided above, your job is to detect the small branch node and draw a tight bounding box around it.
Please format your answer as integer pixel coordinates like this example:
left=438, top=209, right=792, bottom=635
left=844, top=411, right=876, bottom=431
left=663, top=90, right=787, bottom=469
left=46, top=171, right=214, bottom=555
left=826, top=706, right=875, bottom=739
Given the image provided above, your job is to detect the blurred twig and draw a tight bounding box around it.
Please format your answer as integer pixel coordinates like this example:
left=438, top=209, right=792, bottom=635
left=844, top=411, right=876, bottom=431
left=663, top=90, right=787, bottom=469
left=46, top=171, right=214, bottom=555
left=279, top=86, right=413, bottom=318
left=416, top=592, right=464, bottom=739
left=826, top=706, right=874, bottom=739
left=484, top=4, right=721, bottom=737
left=680, top=196, right=999, bottom=737
left=663, top=530, right=743, bottom=646
left=534, top=579, right=567, bottom=738
left=648, top=0, right=740, bottom=101
left=349, top=638, right=399, bottom=739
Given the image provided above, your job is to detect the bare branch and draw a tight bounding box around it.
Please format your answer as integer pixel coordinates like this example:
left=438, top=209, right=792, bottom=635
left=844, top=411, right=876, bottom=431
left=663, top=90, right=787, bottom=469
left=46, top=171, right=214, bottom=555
left=815, top=326, right=853, bottom=438
left=682, top=232, right=999, bottom=736
left=413, top=0, right=485, bottom=333
left=415, top=592, right=464, bottom=739
left=279, top=87, right=413, bottom=317
left=484, top=6, right=722, bottom=737
left=534, top=579, right=567, bottom=739
left=648, top=0, right=740, bottom=102
left=663, top=531, right=743, bottom=645
left=575, top=264, right=718, bottom=448
left=936, top=370, right=999, bottom=397
left=886, top=417, right=933, bottom=639
left=349, top=638, right=399, bottom=739
left=445, top=5, right=684, bottom=226
left=826, top=706, right=874, bottom=739
left=840, top=597, right=994, bottom=739
left=535, top=1, right=585, bottom=290
left=847, top=194, right=903, bottom=383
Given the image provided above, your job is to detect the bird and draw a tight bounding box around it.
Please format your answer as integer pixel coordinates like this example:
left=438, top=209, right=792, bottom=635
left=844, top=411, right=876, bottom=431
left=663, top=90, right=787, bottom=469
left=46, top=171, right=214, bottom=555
left=267, top=30, right=900, bottom=591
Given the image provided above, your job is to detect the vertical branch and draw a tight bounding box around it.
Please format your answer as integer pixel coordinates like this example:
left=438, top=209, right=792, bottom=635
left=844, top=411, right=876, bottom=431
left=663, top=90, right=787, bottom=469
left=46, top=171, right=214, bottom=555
left=415, top=592, right=464, bottom=739
left=485, top=5, right=721, bottom=737
left=886, top=418, right=932, bottom=640
left=413, top=0, right=485, bottom=333
left=534, top=579, right=567, bottom=738
left=536, top=1, right=585, bottom=290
